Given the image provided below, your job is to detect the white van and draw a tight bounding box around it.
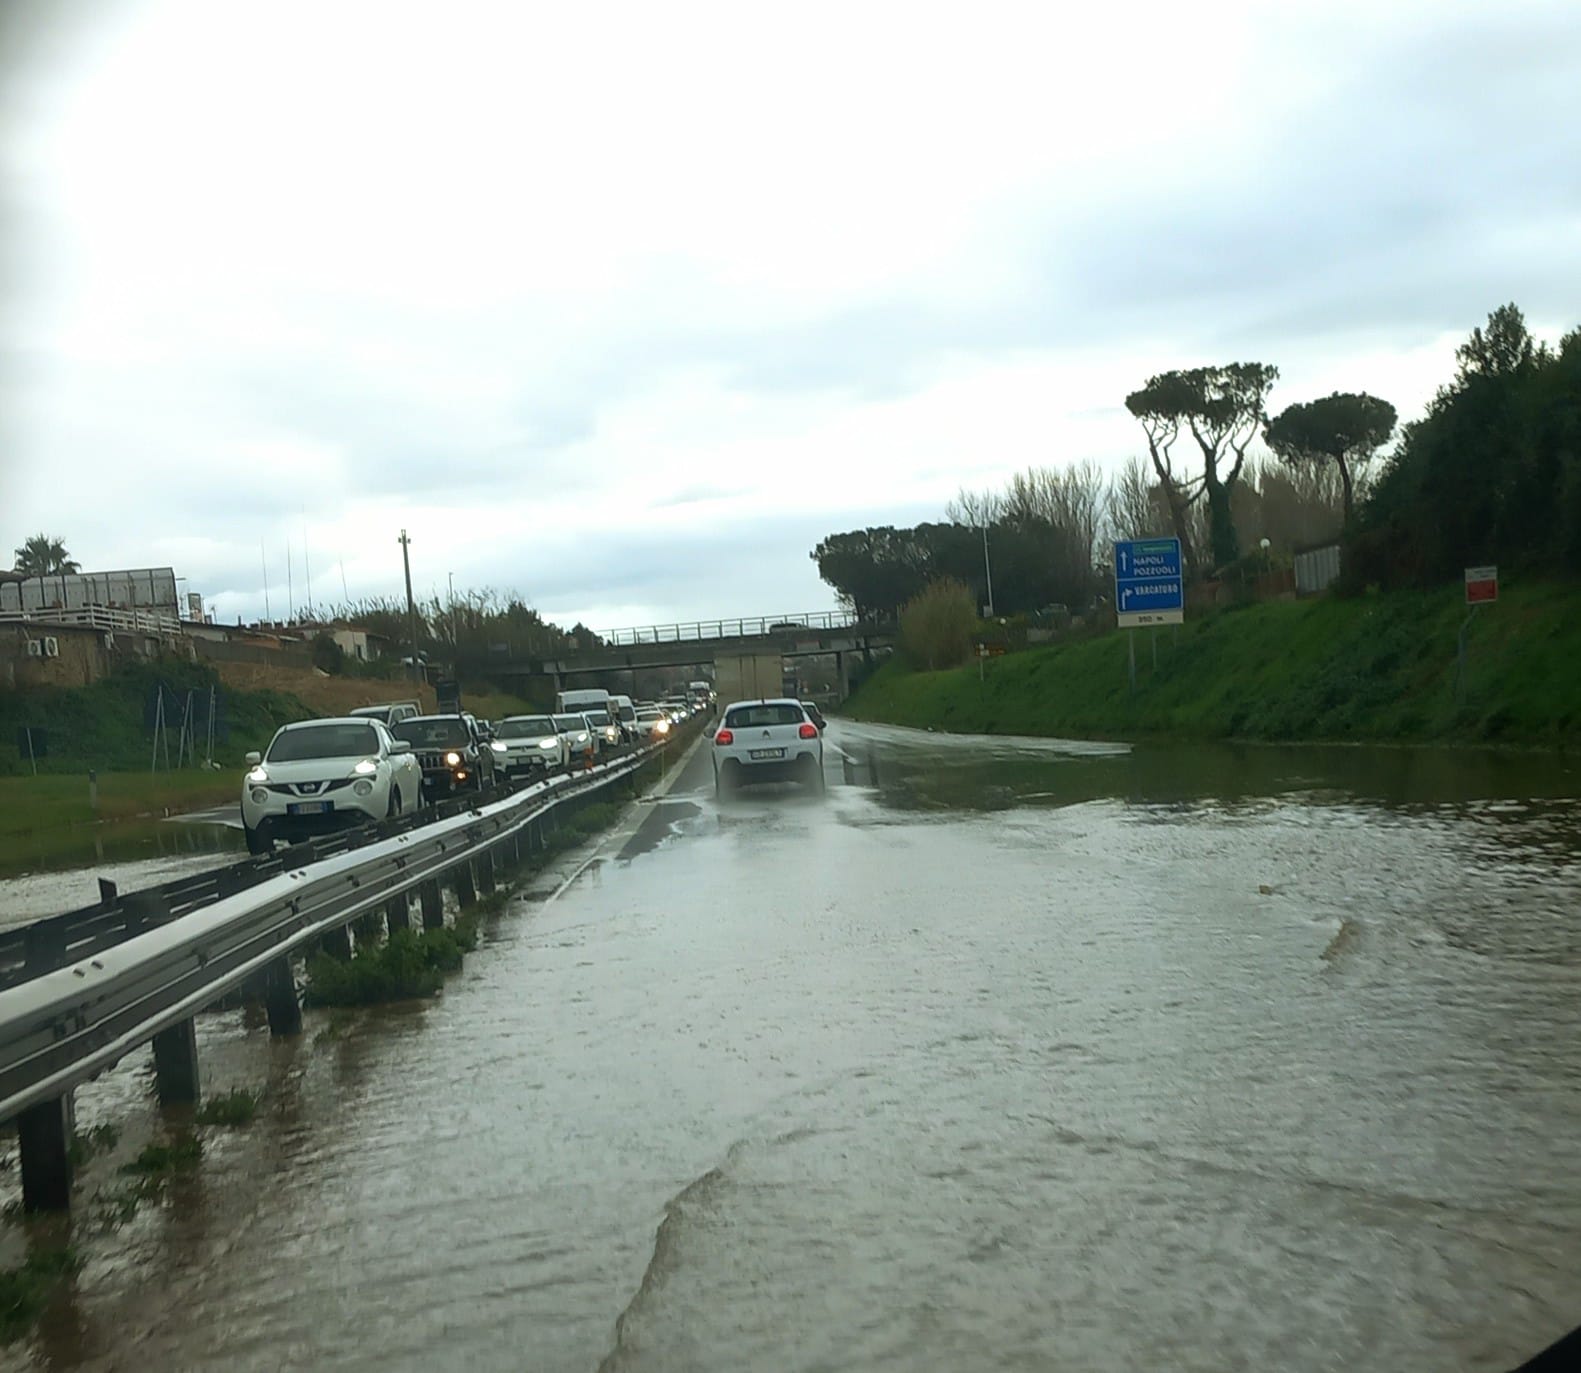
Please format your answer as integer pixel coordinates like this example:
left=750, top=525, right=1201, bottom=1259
left=556, top=688, right=612, bottom=716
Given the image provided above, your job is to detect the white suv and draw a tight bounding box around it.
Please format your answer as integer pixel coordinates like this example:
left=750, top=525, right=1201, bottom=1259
left=242, top=717, right=422, bottom=853
left=711, top=698, right=824, bottom=797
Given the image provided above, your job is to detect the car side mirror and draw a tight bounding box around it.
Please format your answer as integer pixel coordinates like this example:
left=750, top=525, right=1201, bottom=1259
left=389, top=739, right=412, bottom=754
left=245, top=751, right=262, bottom=766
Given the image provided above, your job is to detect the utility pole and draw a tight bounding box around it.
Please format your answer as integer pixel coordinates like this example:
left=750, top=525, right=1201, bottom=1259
left=981, top=523, right=995, bottom=618
left=399, top=530, right=421, bottom=684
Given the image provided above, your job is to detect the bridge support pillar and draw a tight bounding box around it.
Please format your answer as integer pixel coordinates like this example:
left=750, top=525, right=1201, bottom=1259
left=452, top=863, right=476, bottom=910
left=320, top=925, right=352, bottom=960
left=835, top=650, right=852, bottom=702
left=262, top=954, right=301, bottom=1036
left=475, top=850, right=496, bottom=897
left=386, top=893, right=411, bottom=935
left=420, top=879, right=445, bottom=930
left=18, top=1093, right=74, bottom=1212
left=152, top=1017, right=202, bottom=1105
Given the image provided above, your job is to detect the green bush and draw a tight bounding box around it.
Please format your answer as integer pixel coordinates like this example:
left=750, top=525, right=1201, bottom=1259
left=0, top=1247, right=80, bottom=1344
left=899, top=578, right=977, bottom=670
left=194, top=1088, right=261, bottom=1127
left=120, top=1133, right=203, bottom=1177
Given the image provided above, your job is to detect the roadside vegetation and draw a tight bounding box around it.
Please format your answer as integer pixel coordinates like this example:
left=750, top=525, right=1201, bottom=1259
left=844, top=580, right=1581, bottom=748
left=0, top=1245, right=80, bottom=1343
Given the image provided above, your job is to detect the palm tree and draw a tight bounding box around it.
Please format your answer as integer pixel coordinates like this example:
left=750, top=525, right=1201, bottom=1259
left=12, top=534, right=80, bottom=578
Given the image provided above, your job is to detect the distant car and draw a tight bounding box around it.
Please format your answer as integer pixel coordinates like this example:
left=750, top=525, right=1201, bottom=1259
left=553, top=713, right=597, bottom=766
left=348, top=701, right=421, bottom=728
left=493, top=714, right=570, bottom=778
left=711, top=698, right=824, bottom=797
left=633, top=706, right=672, bottom=742
left=392, top=714, right=499, bottom=798
left=585, top=708, right=622, bottom=752
left=800, top=701, right=828, bottom=732
left=242, top=717, right=421, bottom=853
left=659, top=699, right=689, bottom=723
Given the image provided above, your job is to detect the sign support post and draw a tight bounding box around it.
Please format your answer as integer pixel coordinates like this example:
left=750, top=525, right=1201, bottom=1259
left=1457, top=566, right=1498, bottom=703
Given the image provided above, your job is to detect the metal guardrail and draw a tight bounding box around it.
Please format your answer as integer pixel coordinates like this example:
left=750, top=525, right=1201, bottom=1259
left=0, top=745, right=661, bottom=1126
left=0, top=606, right=184, bottom=635
left=599, top=611, right=862, bottom=647
left=0, top=772, right=528, bottom=991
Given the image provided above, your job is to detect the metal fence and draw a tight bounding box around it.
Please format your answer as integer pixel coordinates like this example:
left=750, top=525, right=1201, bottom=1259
left=0, top=606, right=183, bottom=635
left=599, top=612, right=862, bottom=647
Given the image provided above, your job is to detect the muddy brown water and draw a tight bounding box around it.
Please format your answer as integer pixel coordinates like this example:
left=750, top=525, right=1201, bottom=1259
left=5, top=724, right=1580, bottom=1371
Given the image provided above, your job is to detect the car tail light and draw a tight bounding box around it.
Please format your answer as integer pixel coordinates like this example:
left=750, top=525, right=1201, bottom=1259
left=798, top=723, right=818, bottom=739
left=715, top=729, right=734, bottom=745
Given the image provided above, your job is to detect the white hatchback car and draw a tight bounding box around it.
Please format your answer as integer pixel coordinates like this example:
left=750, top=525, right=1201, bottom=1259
left=711, top=698, right=824, bottom=796
left=493, top=714, right=570, bottom=778
left=633, top=706, right=672, bottom=742
left=241, top=717, right=422, bottom=853
left=553, top=713, right=598, bottom=767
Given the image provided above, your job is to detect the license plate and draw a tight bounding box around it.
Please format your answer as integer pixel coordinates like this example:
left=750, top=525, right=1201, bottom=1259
left=287, top=801, right=332, bottom=815
left=749, top=748, right=785, bottom=760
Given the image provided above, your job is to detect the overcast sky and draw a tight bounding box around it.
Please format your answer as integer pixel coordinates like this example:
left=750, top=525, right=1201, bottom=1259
left=2, top=0, right=1578, bottom=632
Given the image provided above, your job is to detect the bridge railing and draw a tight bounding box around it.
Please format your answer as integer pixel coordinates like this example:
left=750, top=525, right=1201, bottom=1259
left=600, top=611, right=861, bottom=646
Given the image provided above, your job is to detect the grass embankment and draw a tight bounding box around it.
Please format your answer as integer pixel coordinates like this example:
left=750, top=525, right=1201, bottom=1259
left=844, top=580, right=1581, bottom=748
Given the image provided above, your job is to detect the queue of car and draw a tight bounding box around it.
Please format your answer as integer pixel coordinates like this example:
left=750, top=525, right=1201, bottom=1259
left=241, top=688, right=717, bottom=855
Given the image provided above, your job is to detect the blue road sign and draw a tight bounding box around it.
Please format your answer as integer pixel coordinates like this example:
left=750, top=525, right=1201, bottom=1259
left=1113, top=538, right=1184, bottom=627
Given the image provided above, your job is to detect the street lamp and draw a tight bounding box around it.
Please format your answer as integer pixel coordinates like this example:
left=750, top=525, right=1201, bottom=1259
left=981, top=523, right=995, bottom=618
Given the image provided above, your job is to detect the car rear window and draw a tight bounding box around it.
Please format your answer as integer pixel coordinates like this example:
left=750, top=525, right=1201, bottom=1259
left=724, top=704, right=805, bottom=729
left=393, top=718, right=471, bottom=748
left=497, top=717, right=556, bottom=738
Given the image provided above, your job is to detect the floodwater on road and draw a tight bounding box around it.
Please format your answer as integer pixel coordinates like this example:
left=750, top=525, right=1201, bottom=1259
left=7, top=723, right=1581, bottom=1372
left=0, top=810, right=244, bottom=930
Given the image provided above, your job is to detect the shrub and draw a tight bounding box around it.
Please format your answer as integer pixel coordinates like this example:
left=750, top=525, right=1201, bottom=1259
left=194, top=1088, right=261, bottom=1127
left=899, top=578, right=977, bottom=670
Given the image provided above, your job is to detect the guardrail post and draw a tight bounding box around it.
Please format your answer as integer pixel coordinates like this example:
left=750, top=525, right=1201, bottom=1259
left=151, top=1017, right=202, bottom=1105
left=18, top=1093, right=74, bottom=1212
left=419, top=879, right=444, bottom=930
left=262, top=954, right=302, bottom=1036
left=23, top=919, right=69, bottom=978
left=386, top=894, right=411, bottom=935
left=452, top=862, right=476, bottom=910
left=123, top=888, right=171, bottom=937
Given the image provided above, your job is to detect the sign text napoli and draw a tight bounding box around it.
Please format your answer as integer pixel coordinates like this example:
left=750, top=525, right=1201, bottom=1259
left=1114, top=538, right=1184, bottom=629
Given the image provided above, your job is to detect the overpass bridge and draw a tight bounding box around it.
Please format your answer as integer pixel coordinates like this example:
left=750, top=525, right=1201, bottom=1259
left=498, top=611, right=896, bottom=702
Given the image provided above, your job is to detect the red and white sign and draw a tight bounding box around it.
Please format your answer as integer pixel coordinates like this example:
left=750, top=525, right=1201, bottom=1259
left=1464, top=565, right=1498, bottom=605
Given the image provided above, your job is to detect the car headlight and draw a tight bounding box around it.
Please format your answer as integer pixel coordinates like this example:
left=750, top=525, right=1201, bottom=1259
left=656, top=720, right=669, bottom=734
left=445, top=751, right=462, bottom=766
left=353, top=759, right=378, bottom=776
left=247, top=767, right=268, bottom=784
left=538, top=738, right=558, bottom=749
left=250, top=787, right=268, bottom=804
left=353, top=779, right=374, bottom=796
left=491, top=741, right=508, bottom=753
